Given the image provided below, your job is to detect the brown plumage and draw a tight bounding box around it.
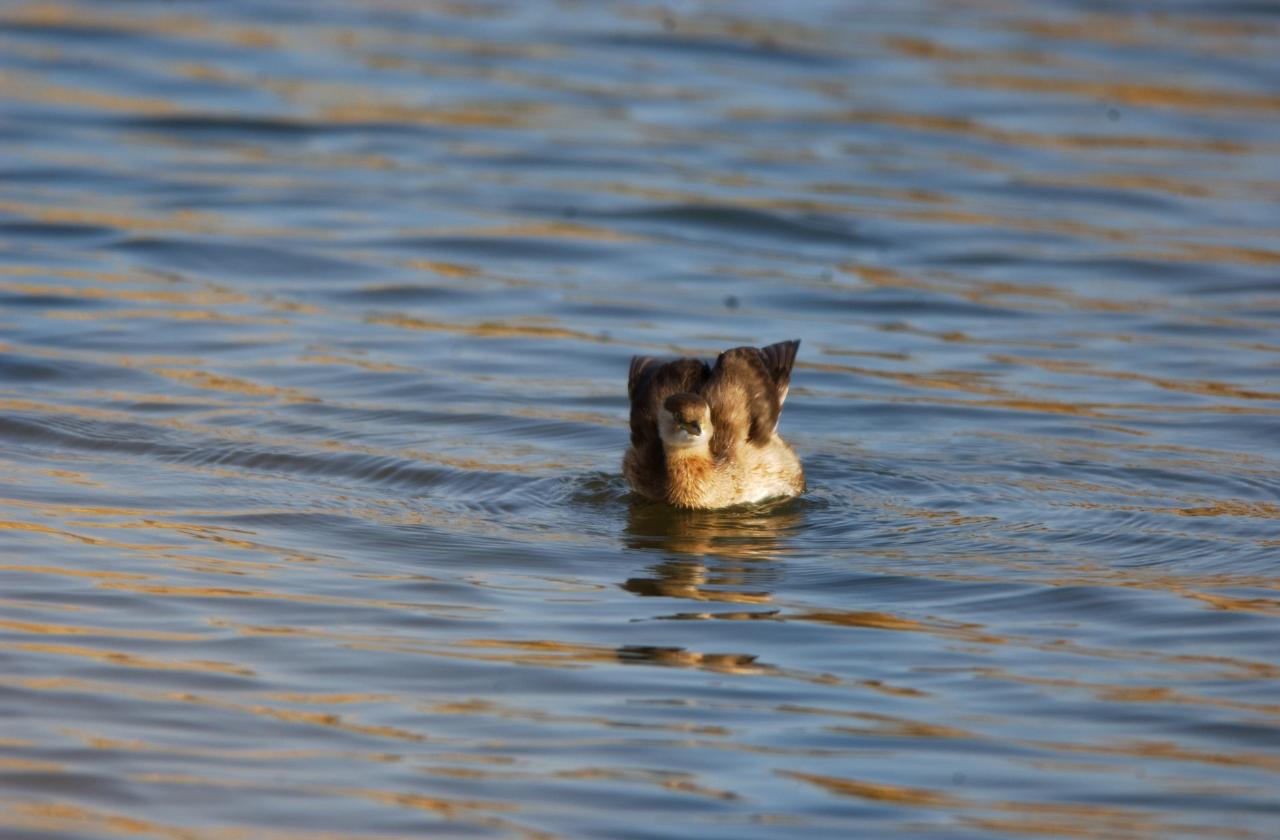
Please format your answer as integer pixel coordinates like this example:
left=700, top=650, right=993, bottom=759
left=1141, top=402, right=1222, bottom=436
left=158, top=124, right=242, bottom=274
left=624, top=340, right=804, bottom=509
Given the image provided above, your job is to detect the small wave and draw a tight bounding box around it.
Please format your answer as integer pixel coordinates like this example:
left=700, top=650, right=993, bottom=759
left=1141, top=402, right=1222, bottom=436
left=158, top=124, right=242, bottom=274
left=380, top=235, right=623, bottom=262
left=582, top=32, right=837, bottom=67
left=112, top=237, right=373, bottom=281
left=115, top=114, right=428, bottom=139
left=601, top=203, right=887, bottom=248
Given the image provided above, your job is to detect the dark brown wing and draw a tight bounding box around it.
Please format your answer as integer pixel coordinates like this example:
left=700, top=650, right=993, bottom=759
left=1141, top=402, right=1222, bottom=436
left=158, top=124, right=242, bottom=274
left=627, top=355, right=711, bottom=451
left=757, top=339, right=800, bottom=406
left=703, top=340, right=799, bottom=455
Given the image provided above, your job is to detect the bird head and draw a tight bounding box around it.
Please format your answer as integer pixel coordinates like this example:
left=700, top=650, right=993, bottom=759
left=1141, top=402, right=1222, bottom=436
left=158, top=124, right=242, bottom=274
left=660, top=393, right=712, bottom=449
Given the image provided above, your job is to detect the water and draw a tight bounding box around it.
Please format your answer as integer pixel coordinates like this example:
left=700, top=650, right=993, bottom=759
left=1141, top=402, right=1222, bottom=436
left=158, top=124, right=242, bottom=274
left=2, top=1, right=1279, bottom=837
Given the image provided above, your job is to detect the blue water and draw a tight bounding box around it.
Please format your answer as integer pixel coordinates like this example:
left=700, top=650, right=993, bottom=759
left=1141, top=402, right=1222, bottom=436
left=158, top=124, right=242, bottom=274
left=1, top=1, right=1279, bottom=837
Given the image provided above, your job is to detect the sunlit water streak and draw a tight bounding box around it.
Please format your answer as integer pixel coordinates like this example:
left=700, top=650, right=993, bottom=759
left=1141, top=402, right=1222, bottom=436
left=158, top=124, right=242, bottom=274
left=1, top=0, right=1278, bottom=837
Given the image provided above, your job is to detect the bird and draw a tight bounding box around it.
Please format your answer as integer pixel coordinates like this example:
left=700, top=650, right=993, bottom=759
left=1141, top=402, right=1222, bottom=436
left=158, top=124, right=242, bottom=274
left=623, top=340, right=804, bottom=509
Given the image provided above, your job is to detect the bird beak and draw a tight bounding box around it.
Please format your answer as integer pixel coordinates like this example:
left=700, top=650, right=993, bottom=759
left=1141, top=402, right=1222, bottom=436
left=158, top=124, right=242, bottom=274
left=680, top=420, right=701, bottom=436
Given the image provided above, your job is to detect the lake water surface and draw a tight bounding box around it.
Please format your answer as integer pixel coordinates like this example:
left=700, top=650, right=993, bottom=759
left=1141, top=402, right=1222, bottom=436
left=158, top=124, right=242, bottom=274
left=2, top=1, right=1279, bottom=837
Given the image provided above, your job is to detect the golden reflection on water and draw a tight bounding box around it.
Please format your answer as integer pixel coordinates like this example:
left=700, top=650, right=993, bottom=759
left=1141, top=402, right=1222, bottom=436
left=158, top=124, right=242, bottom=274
left=367, top=313, right=607, bottom=343
left=0, top=799, right=550, bottom=840
left=949, top=72, right=1280, bottom=115
left=779, top=768, right=1265, bottom=838
left=623, top=497, right=803, bottom=560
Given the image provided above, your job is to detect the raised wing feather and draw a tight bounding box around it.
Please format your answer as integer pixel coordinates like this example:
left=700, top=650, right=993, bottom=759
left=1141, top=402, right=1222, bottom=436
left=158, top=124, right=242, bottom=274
left=704, top=340, right=799, bottom=455
left=757, top=339, right=799, bottom=408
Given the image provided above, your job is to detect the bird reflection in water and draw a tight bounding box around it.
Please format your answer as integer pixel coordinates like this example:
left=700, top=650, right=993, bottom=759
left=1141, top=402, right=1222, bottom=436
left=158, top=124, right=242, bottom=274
left=620, top=497, right=804, bottom=609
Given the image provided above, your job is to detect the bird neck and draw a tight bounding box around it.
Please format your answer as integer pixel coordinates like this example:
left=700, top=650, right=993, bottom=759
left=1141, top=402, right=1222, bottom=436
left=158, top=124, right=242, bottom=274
left=664, top=446, right=715, bottom=508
